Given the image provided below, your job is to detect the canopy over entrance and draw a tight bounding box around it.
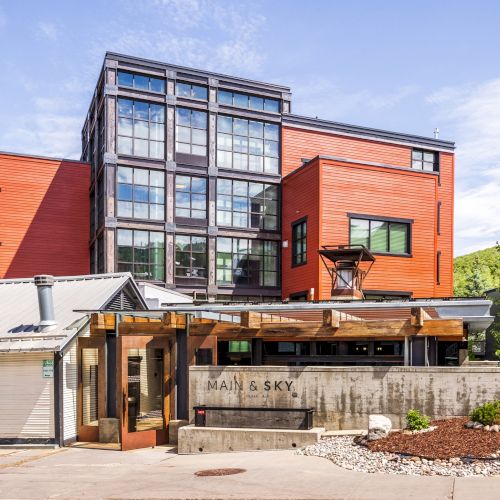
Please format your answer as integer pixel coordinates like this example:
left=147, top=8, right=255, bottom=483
left=319, top=245, right=376, bottom=300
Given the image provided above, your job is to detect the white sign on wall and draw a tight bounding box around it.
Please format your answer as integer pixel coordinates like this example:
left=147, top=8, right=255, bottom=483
left=42, top=359, right=54, bottom=378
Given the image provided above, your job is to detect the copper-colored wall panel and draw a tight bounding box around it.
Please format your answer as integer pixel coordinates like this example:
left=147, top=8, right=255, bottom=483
left=0, top=153, right=90, bottom=278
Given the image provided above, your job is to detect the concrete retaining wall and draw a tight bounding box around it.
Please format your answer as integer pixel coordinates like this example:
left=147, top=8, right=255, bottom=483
left=189, top=366, right=500, bottom=430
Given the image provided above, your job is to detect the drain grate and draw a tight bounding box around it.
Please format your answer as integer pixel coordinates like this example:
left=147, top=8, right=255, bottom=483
left=195, top=468, right=247, bottom=477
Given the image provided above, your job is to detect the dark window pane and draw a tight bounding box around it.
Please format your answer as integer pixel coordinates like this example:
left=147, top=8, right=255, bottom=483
left=390, top=223, right=408, bottom=254
left=192, top=85, right=208, bottom=100
left=118, top=71, right=133, bottom=87
left=134, top=101, right=149, bottom=120
left=370, top=221, right=388, bottom=252
left=150, top=78, right=165, bottom=93
left=218, top=115, right=232, bottom=133
left=249, top=96, right=263, bottom=110
left=177, top=108, right=191, bottom=126
left=233, top=93, right=248, bottom=107
left=350, top=219, right=369, bottom=247
left=135, top=75, right=149, bottom=90
left=117, top=183, right=133, bottom=201
left=264, top=99, right=280, bottom=113
left=118, top=99, right=133, bottom=118
left=218, top=90, right=233, bottom=105
left=176, top=83, right=191, bottom=97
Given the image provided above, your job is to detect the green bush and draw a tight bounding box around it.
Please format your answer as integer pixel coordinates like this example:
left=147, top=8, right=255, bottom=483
left=406, top=409, right=431, bottom=431
left=470, top=400, right=500, bottom=426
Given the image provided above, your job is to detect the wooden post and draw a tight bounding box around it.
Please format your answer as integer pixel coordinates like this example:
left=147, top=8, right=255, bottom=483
left=241, top=311, right=262, bottom=329
left=322, top=310, right=340, bottom=328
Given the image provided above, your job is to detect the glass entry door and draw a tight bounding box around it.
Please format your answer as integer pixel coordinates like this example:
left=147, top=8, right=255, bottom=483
left=119, top=335, right=172, bottom=451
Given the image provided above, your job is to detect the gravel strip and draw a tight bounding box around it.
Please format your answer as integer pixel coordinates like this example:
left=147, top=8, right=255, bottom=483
left=298, top=436, right=500, bottom=476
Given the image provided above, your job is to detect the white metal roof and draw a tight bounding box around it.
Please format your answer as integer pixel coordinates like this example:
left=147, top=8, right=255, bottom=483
left=0, top=273, right=143, bottom=353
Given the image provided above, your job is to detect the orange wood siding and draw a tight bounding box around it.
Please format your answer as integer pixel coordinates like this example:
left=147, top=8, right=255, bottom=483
left=281, top=161, right=321, bottom=299
left=282, top=126, right=411, bottom=177
left=0, top=153, right=90, bottom=279
left=435, top=153, right=454, bottom=296
left=318, top=159, right=439, bottom=298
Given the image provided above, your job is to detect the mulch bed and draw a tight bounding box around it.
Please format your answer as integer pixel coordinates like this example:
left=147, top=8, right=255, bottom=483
left=367, top=417, right=500, bottom=460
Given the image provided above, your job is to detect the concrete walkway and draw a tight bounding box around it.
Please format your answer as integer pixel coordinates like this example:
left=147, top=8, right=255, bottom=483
left=0, top=446, right=498, bottom=499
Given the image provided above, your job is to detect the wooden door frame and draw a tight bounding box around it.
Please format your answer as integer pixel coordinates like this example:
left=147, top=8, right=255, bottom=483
left=118, top=334, right=175, bottom=451
left=77, top=336, right=107, bottom=442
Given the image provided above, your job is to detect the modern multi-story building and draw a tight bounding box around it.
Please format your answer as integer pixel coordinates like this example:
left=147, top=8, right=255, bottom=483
left=78, top=52, right=454, bottom=303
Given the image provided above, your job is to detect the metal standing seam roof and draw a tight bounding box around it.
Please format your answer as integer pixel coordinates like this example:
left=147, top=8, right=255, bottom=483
left=0, top=273, right=144, bottom=353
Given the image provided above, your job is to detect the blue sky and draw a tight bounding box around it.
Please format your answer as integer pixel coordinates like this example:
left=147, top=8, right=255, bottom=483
left=0, top=0, right=499, bottom=256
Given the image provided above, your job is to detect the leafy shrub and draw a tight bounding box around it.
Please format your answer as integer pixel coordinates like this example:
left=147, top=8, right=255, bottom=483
left=470, top=400, right=500, bottom=426
left=406, top=409, right=430, bottom=431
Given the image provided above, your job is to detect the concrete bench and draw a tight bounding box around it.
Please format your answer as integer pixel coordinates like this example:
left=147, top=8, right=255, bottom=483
left=193, top=406, right=314, bottom=430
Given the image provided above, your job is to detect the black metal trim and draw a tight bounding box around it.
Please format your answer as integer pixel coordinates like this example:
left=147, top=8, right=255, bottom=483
left=0, top=438, right=56, bottom=445
left=437, top=250, right=441, bottom=285
left=53, top=351, right=64, bottom=447
left=347, top=213, right=414, bottom=224
left=437, top=201, right=442, bottom=236
left=284, top=114, right=455, bottom=150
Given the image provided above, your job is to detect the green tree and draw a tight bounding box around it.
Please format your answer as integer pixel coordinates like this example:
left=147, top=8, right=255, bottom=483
left=463, top=257, right=489, bottom=296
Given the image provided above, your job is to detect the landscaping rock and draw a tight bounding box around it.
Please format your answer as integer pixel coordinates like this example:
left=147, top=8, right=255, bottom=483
left=465, top=421, right=475, bottom=429
left=491, top=425, right=499, bottom=432
left=367, top=414, right=392, bottom=441
left=299, top=436, right=500, bottom=476
left=473, top=422, right=484, bottom=429
left=484, top=425, right=491, bottom=431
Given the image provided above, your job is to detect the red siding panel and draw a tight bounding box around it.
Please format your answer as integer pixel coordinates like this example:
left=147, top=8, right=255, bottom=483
left=0, top=153, right=90, bottom=279
left=281, top=160, right=321, bottom=299
left=281, top=125, right=454, bottom=299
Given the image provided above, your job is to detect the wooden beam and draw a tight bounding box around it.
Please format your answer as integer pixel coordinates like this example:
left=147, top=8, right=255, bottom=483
left=118, top=321, right=177, bottom=336
left=240, top=311, right=262, bottom=328
left=411, top=307, right=432, bottom=327
left=189, top=318, right=464, bottom=340
left=323, top=310, right=340, bottom=328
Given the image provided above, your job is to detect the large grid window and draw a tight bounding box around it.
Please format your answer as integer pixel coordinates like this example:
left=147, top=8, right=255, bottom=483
left=292, top=219, right=307, bottom=266
left=175, top=108, right=207, bottom=156
left=176, top=82, right=208, bottom=100
left=350, top=217, right=410, bottom=255
left=175, top=175, right=207, bottom=219
left=175, top=235, right=207, bottom=279
left=412, top=149, right=438, bottom=172
left=117, top=99, right=165, bottom=159
left=216, top=237, right=278, bottom=287
left=117, top=229, right=165, bottom=281
left=217, top=90, right=280, bottom=113
left=217, top=116, right=279, bottom=174
left=217, top=179, right=278, bottom=230
left=117, top=166, right=164, bottom=220
left=117, top=71, right=165, bottom=93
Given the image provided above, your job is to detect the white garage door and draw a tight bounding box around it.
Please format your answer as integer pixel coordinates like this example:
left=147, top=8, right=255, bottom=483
left=0, top=353, right=54, bottom=440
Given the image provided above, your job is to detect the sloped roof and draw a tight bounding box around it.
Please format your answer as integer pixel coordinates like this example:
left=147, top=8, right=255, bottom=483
left=0, top=273, right=146, bottom=353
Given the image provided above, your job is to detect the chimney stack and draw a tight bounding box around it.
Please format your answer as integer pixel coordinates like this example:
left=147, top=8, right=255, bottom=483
left=34, top=275, right=57, bottom=331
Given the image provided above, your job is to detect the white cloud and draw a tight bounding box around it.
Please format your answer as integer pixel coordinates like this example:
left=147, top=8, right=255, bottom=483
left=106, top=0, right=266, bottom=75
left=427, top=78, right=500, bottom=255
left=38, top=21, right=58, bottom=40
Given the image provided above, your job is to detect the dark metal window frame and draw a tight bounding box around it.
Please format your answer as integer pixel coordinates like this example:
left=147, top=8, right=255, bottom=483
left=216, top=114, right=280, bottom=174
left=291, top=217, right=307, bottom=267
left=117, top=70, right=165, bottom=94
left=411, top=148, right=439, bottom=172
left=217, top=89, right=280, bottom=113
left=216, top=236, right=279, bottom=288
left=174, top=234, right=208, bottom=282
left=116, top=229, right=165, bottom=282
left=117, top=98, right=165, bottom=159
left=175, top=107, right=208, bottom=157
left=216, top=178, right=279, bottom=231
left=116, top=166, right=165, bottom=221
left=175, top=174, right=207, bottom=220
left=348, top=213, right=412, bottom=257
left=175, top=81, right=208, bottom=101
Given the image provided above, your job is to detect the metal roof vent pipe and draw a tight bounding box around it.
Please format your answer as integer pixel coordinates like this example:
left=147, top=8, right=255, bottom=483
left=34, top=275, right=57, bottom=331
